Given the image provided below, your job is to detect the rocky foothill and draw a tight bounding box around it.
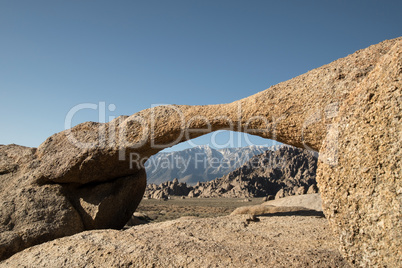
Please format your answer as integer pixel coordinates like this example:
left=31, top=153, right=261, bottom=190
left=144, top=146, right=319, bottom=200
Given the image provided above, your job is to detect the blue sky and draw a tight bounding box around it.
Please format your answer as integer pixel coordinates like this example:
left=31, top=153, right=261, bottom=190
left=1, top=0, right=401, bottom=151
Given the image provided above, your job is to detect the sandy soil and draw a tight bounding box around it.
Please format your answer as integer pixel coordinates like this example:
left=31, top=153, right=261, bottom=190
left=1, top=194, right=350, bottom=267
left=135, top=197, right=267, bottom=223
left=1, top=214, right=350, bottom=267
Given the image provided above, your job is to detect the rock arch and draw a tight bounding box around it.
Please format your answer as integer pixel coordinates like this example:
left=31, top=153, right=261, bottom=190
left=0, top=37, right=400, bottom=266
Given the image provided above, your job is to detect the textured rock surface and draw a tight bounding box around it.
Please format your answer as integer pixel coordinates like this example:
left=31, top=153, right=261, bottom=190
left=230, top=205, right=315, bottom=216
left=263, top=193, right=323, bottom=212
left=0, top=145, right=84, bottom=260
left=317, top=39, right=402, bottom=266
left=0, top=145, right=145, bottom=260
left=0, top=38, right=400, bottom=265
left=0, top=215, right=349, bottom=267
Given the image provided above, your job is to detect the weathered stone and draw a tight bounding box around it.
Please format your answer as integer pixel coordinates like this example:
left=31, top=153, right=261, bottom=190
left=63, top=170, right=146, bottom=230
left=0, top=145, right=84, bottom=260
left=317, top=39, right=402, bottom=265
left=263, top=193, right=323, bottom=212
left=0, top=145, right=145, bottom=260
left=0, top=216, right=350, bottom=267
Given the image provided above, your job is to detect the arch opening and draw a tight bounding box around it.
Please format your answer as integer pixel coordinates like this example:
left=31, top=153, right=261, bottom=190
left=140, top=130, right=319, bottom=207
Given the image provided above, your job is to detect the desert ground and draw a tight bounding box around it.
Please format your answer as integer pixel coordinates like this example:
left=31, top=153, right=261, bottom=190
left=2, top=194, right=350, bottom=267
left=134, top=197, right=267, bottom=223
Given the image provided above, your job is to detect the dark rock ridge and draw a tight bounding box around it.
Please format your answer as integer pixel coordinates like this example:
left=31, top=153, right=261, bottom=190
left=0, top=38, right=400, bottom=266
left=145, top=145, right=276, bottom=185
left=144, top=146, right=319, bottom=199
left=145, top=178, right=191, bottom=199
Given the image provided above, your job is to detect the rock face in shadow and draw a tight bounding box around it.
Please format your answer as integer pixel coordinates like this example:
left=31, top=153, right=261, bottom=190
left=63, top=170, right=146, bottom=230
left=0, top=37, right=400, bottom=266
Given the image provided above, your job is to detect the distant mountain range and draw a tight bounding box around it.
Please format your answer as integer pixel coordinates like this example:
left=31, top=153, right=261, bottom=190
left=145, top=145, right=282, bottom=185
left=144, top=146, right=319, bottom=199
